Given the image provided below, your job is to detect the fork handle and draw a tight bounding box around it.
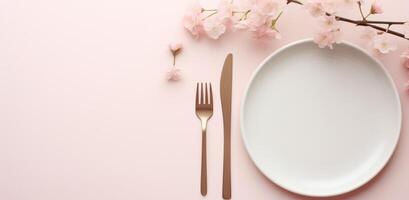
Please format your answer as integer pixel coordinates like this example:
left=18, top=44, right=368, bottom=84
left=201, top=128, right=207, bottom=196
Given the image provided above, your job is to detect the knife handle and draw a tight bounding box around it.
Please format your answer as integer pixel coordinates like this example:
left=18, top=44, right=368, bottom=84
left=222, top=134, right=231, bottom=199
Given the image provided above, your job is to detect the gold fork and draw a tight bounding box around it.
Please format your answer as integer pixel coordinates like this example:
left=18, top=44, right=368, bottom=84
left=195, top=82, right=213, bottom=196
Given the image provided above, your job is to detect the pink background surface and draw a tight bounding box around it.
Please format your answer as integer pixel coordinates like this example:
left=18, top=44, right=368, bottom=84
left=1, top=0, right=409, bottom=199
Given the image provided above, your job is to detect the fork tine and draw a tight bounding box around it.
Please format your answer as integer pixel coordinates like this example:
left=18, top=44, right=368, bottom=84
left=200, top=83, right=204, bottom=104
left=205, top=83, right=208, bottom=104
left=209, top=83, right=213, bottom=106
left=196, top=82, right=199, bottom=105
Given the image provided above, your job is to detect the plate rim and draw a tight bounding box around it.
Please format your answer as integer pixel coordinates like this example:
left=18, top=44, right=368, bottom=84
left=239, top=38, right=402, bottom=197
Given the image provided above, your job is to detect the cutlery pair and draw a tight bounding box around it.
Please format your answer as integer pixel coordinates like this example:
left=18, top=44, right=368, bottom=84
left=195, top=54, right=233, bottom=199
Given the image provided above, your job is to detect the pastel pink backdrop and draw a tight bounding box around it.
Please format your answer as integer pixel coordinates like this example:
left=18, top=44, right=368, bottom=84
left=0, top=0, right=408, bottom=199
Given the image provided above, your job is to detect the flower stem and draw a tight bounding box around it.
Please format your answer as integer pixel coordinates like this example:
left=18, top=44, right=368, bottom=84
left=202, top=11, right=217, bottom=20
left=358, top=2, right=366, bottom=20
left=202, top=9, right=217, bottom=12
left=233, top=11, right=248, bottom=14
left=386, top=24, right=392, bottom=33
left=364, top=13, right=371, bottom=20
left=271, top=11, right=283, bottom=28
left=239, top=10, right=251, bottom=20
left=276, top=11, right=283, bottom=21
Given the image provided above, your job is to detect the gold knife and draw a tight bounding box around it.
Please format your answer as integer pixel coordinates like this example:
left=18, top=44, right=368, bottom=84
left=220, top=53, right=233, bottom=199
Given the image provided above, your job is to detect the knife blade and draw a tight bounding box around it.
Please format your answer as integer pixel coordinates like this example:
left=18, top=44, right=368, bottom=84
left=220, top=53, right=233, bottom=199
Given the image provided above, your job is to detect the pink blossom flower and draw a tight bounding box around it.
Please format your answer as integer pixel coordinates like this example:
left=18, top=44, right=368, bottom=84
left=359, top=29, right=397, bottom=54
left=253, top=25, right=282, bottom=40
left=401, top=50, right=409, bottom=68
left=321, top=0, right=339, bottom=14
left=235, top=0, right=286, bottom=33
left=182, top=3, right=204, bottom=39
left=305, top=0, right=326, bottom=17
left=167, top=67, right=182, bottom=81
left=319, top=15, right=340, bottom=30
left=402, top=50, right=409, bottom=60
left=234, top=20, right=249, bottom=30
left=403, top=59, right=409, bottom=69
left=239, top=11, right=281, bottom=41
left=204, top=17, right=226, bottom=40
left=236, top=0, right=253, bottom=11
left=403, top=21, right=409, bottom=39
left=245, top=11, right=272, bottom=30
left=372, top=34, right=397, bottom=54
left=313, top=29, right=341, bottom=49
left=370, top=2, right=383, bottom=14
left=359, top=27, right=379, bottom=50
left=218, top=0, right=234, bottom=23
left=169, top=42, right=183, bottom=52
left=342, top=0, right=364, bottom=6
left=252, top=0, right=286, bottom=16
left=360, top=27, right=377, bottom=43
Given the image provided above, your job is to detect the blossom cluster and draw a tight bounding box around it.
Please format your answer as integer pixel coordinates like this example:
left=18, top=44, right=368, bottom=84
left=179, top=0, right=409, bottom=85
left=182, top=0, right=409, bottom=53
left=183, top=0, right=286, bottom=40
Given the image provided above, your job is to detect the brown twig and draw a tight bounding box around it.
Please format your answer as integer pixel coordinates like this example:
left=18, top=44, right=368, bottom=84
left=360, top=20, right=405, bottom=25
left=358, top=2, right=367, bottom=20
left=287, top=0, right=409, bottom=40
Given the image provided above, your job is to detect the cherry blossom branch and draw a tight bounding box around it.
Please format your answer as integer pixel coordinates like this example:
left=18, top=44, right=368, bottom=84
left=178, top=0, right=409, bottom=88
left=358, top=20, right=405, bottom=25
left=180, top=0, right=409, bottom=85
left=287, top=0, right=409, bottom=40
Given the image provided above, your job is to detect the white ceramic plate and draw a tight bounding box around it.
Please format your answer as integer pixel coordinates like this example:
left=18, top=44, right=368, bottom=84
left=241, top=39, right=401, bottom=197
